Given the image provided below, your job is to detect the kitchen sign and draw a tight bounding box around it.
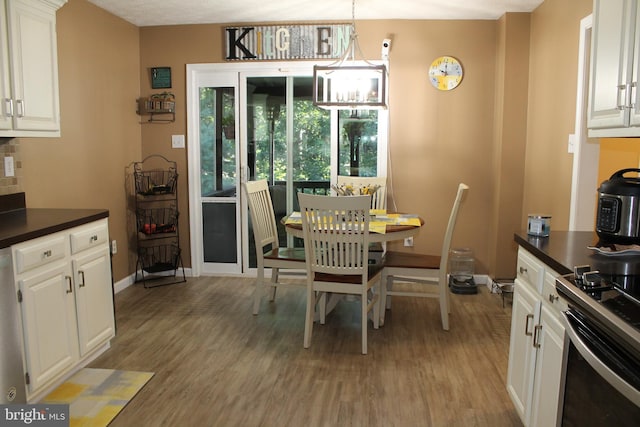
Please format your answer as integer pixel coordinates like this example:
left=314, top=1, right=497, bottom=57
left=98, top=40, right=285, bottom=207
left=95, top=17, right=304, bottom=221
left=225, top=24, right=351, bottom=61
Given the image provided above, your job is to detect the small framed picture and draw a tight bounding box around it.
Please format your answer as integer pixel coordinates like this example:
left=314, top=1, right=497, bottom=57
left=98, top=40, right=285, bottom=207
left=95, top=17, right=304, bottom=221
left=151, top=67, right=171, bottom=89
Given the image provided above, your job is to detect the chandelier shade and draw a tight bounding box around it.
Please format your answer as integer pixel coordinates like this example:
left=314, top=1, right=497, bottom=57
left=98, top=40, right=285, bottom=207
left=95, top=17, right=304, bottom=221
left=313, top=64, right=387, bottom=110
left=311, top=0, right=388, bottom=110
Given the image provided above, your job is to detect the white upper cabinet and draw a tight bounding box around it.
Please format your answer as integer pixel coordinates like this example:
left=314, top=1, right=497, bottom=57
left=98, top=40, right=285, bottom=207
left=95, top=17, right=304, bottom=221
left=587, top=0, right=640, bottom=136
left=0, top=0, right=66, bottom=137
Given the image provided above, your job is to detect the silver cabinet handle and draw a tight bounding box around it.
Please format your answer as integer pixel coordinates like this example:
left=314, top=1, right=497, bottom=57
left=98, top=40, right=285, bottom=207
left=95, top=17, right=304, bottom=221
left=15, top=99, right=24, bottom=117
left=525, top=313, right=534, bottom=336
left=4, top=98, right=13, bottom=117
left=65, top=276, right=73, bottom=294
left=618, top=83, right=630, bottom=110
left=533, top=324, right=542, bottom=348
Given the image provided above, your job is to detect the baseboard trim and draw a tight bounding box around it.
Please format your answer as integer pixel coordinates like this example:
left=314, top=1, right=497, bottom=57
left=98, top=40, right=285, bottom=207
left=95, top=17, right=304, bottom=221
left=113, top=268, right=193, bottom=294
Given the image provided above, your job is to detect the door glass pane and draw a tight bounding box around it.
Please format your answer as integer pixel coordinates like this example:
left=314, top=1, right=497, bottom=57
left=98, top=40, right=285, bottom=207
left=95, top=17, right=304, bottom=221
left=293, top=76, right=331, bottom=207
left=200, top=87, right=236, bottom=197
left=199, top=86, right=237, bottom=264
left=338, top=109, right=379, bottom=177
left=246, top=77, right=287, bottom=267
left=245, top=76, right=331, bottom=266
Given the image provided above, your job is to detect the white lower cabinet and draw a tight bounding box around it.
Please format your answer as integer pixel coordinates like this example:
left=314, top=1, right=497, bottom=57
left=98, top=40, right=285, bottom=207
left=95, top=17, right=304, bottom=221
left=507, top=248, right=568, bottom=427
left=12, top=218, right=115, bottom=400
left=72, top=244, right=114, bottom=356
left=18, top=260, right=77, bottom=392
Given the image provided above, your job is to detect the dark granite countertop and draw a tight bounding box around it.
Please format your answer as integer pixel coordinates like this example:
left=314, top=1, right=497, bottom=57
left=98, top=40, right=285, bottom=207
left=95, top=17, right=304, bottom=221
left=514, top=231, right=640, bottom=277
left=0, top=192, right=108, bottom=248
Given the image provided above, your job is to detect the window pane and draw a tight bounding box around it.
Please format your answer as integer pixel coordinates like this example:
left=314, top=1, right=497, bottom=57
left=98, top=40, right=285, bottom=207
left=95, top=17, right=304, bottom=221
left=338, top=109, right=378, bottom=177
left=200, top=87, right=236, bottom=197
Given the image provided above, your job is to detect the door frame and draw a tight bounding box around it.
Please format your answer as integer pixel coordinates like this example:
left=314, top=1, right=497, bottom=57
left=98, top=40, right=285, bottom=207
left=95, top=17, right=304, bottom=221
left=186, top=61, right=389, bottom=277
left=569, top=14, right=599, bottom=231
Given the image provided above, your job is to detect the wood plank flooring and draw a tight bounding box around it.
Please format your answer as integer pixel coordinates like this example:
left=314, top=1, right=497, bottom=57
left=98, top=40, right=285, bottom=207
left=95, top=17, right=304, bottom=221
left=91, top=276, right=522, bottom=426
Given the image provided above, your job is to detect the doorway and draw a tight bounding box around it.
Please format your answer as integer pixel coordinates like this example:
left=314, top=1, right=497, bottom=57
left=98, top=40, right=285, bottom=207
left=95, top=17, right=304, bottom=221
left=186, top=62, right=389, bottom=276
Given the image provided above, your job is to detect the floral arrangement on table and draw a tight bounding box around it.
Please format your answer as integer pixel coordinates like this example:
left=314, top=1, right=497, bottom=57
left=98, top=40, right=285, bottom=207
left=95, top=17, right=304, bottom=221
left=331, top=183, right=381, bottom=196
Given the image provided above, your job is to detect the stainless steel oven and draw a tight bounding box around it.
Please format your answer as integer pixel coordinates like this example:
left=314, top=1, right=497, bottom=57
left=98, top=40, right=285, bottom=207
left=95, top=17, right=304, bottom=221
left=556, top=268, right=640, bottom=426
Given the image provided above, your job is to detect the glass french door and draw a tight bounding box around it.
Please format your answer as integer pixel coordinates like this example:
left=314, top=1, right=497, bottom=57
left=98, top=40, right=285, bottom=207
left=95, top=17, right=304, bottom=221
left=243, top=74, right=332, bottom=269
left=187, top=70, right=241, bottom=274
left=187, top=63, right=388, bottom=276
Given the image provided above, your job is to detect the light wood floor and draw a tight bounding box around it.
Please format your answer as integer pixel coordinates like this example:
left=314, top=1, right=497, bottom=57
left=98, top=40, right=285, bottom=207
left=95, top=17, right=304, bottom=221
left=91, top=276, right=522, bottom=427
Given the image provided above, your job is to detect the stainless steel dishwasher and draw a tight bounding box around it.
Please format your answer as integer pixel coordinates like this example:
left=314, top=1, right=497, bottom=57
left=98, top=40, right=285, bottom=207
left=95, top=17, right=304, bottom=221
left=0, top=247, right=26, bottom=403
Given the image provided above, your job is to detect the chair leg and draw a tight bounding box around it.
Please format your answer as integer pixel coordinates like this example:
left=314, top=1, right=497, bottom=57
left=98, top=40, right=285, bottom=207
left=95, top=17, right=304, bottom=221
left=439, top=279, right=450, bottom=331
left=253, top=265, right=264, bottom=315
left=361, top=291, right=368, bottom=355
left=373, top=287, right=380, bottom=330
left=386, top=275, right=393, bottom=310
left=304, top=285, right=315, bottom=349
left=318, top=292, right=327, bottom=325
left=379, top=272, right=392, bottom=326
left=269, top=268, right=279, bottom=301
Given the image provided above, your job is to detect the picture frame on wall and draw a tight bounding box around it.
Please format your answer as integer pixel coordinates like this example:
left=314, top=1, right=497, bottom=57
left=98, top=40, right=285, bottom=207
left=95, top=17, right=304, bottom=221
left=151, top=67, right=172, bottom=89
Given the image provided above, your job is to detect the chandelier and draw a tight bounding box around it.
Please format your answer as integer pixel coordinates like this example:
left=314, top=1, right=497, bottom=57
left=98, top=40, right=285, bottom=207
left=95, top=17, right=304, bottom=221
left=312, top=0, right=388, bottom=110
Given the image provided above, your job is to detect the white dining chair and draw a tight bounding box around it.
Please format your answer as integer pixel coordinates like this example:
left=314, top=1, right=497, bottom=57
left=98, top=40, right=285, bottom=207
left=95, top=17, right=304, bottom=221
left=380, top=183, right=469, bottom=330
left=336, top=175, right=387, bottom=210
left=298, top=192, right=382, bottom=354
left=336, top=176, right=388, bottom=262
left=243, top=180, right=306, bottom=315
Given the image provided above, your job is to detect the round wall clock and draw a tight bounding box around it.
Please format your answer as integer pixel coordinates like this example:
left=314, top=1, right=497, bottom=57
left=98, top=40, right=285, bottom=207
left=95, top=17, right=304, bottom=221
left=428, top=56, right=464, bottom=91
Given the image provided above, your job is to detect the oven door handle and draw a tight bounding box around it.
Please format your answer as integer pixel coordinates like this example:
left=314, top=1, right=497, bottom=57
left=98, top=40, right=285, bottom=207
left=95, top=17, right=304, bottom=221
left=561, top=310, right=640, bottom=407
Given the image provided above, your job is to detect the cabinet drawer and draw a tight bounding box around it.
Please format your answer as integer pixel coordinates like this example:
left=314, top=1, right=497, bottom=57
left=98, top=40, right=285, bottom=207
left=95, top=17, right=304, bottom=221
left=517, top=248, right=544, bottom=293
left=543, top=271, right=568, bottom=313
left=13, top=234, right=66, bottom=274
left=70, top=220, right=109, bottom=254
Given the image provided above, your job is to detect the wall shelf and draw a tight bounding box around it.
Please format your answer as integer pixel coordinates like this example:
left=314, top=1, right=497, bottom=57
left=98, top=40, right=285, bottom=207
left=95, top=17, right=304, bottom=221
left=136, top=97, right=175, bottom=123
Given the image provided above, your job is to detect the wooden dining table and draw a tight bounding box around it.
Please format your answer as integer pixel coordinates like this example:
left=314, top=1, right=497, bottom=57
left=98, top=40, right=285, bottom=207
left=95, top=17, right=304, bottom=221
left=283, top=211, right=425, bottom=324
left=283, top=212, right=425, bottom=243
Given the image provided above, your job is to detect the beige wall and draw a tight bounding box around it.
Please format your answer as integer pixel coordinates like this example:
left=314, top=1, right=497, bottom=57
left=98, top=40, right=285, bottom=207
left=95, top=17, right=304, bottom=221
left=489, top=13, right=530, bottom=279
left=6, top=0, right=598, bottom=283
left=15, top=0, right=142, bottom=281
left=522, top=0, right=593, bottom=234
left=137, top=20, right=500, bottom=273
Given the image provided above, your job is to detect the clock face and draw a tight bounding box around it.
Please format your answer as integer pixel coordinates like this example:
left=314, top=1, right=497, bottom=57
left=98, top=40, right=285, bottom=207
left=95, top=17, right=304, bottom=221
left=428, top=56, right=463, bottom=91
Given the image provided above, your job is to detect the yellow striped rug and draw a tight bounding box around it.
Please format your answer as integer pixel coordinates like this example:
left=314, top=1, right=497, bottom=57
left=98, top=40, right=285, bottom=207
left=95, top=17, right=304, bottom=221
left=42, top=368, right=154, bottom=427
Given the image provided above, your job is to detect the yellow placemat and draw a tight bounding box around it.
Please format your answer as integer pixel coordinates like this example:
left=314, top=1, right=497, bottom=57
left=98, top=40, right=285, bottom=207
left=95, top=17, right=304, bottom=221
left=369, top=221, right=387, bottom=234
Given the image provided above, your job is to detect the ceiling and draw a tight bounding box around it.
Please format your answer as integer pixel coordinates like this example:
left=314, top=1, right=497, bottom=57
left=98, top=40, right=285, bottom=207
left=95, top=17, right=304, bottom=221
left=86, top=0, right=544, bottom=27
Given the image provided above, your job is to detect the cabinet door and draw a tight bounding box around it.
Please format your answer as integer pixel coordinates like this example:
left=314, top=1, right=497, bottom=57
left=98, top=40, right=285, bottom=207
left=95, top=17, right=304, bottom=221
left=5, top=0, right=60, bottom=131
left=507, top=279, right=540, bottom=425
left=529, top=304, right=567, bottom=427
left=18, top=261, right=78, bottom=393
left=0, top=0, right=12, bottom=131
left=630, top=7, right=640, bottom=126
left=73, top=245, right=115, bottom=356
left=588, top=0, right=636, bottom=129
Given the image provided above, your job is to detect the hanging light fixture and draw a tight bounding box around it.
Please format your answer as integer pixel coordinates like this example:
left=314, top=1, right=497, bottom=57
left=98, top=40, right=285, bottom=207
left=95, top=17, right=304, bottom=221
left=312, top=0, right=388, bottom=110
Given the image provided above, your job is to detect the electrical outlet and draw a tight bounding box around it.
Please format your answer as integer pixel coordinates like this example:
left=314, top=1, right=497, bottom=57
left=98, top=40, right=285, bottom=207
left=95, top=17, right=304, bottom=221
left=404, top=237, right=413, bottom=247
left=4, top=156, right=14, bottom=177
left=111, top=239, right=117, bottom=255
